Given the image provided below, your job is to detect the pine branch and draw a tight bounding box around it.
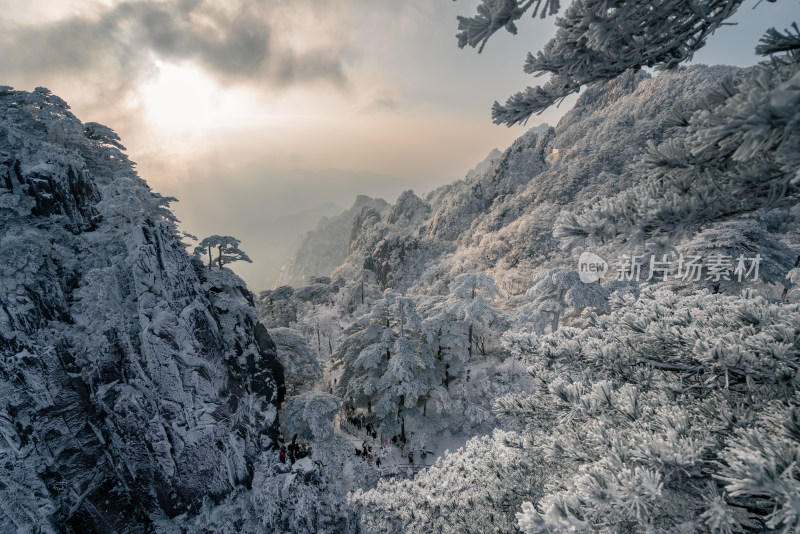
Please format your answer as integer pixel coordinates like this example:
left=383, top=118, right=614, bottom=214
left=756, top=23, right=800, bottom=56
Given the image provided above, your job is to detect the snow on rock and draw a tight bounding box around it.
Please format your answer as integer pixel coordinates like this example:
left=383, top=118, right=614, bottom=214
left=0, top=87, right=284, bottom=531
left=291, top=457, right=315, bottom=474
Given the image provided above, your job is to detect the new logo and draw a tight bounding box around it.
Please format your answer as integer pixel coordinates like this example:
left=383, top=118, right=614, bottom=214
left=578, top=251, right=608, bottom=283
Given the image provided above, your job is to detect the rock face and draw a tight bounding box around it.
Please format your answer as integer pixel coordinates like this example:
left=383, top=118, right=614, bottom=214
left=0, top=87, right=283, bottom=531
left=276, top=195, right=389, bottom=287
left=343, top=190, right=448, bottom=291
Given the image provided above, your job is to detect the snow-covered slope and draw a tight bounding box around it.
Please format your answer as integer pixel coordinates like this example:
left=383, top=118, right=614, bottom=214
left=317, top=66, right=797, bottom=296
left=0, top=87, right=284, bottom=531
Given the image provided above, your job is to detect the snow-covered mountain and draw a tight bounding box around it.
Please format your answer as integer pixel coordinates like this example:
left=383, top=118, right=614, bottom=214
left=289, top=66, right=797, bottom=297
left=464, top=147, right=502, bottom=181
left=4, top=62, right=798, bottom=534
left=276, top=195, right=390, bottom=287
left=255, top=61, right=799, bottom=534
left=0, top=87, right=284, bottom=531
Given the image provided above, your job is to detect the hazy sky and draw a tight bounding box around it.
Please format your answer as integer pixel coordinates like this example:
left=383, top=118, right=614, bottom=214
left=1, top=0, right=796, bottom=289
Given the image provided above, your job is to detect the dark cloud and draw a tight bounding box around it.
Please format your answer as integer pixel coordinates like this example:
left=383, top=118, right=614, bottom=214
left=0, top=0, right=349, bottom=92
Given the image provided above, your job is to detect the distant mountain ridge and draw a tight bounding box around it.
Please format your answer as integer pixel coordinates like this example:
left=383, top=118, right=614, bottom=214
left=464, top=147, right=502, bottom=181
left=236, top=201, right=343, bottom=290
left=276, top=194, right=390, bottom=287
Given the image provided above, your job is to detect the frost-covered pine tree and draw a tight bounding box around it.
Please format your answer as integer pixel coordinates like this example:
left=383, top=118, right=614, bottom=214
left=194, top=235, right=252, bottom=269
left=351, top=430, right=549, bottom=534
left=335, top=294, right=395, bottom=412
left=270, top=396, right=361, bottom=533
left=298, top=304, right=344, bottom=360
left=457, top=2, right=799, bottom=246
left=518, top=268, right=609, bottom=333
left=421, top=297, right=471, bottom=389
left=441, top=272, right=509, bottom=357
left=332, top=268, right=383, bottom=318
left=335, top=292, right=444, bottom=434
left=282, top=391, right=342, bottom=443
left=458, top=0, right=753, bottom=125
left=501, top=289, right=800, bottom=533
left=335, top=291, right=445, bottom=440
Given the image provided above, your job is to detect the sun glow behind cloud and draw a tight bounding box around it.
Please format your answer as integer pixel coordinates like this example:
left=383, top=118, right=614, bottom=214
left=142, top=61, right=240, bottom=134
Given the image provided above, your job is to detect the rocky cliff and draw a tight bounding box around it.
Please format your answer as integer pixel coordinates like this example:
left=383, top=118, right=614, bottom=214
left=276, top=195, right=389, bottom=287
left=0, top=86, right=283, bottom=532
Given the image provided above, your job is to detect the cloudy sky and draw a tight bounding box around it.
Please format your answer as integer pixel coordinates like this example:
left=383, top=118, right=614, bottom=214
left=1, top=0, right=795, bottom=289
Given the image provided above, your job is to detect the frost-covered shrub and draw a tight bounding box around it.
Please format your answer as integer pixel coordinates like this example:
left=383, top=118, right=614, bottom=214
left=351, top=430, right=550, bottom=534
left=498, top=288, right=800, bottom=533
left=358, top=288, right=800, bottom=532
